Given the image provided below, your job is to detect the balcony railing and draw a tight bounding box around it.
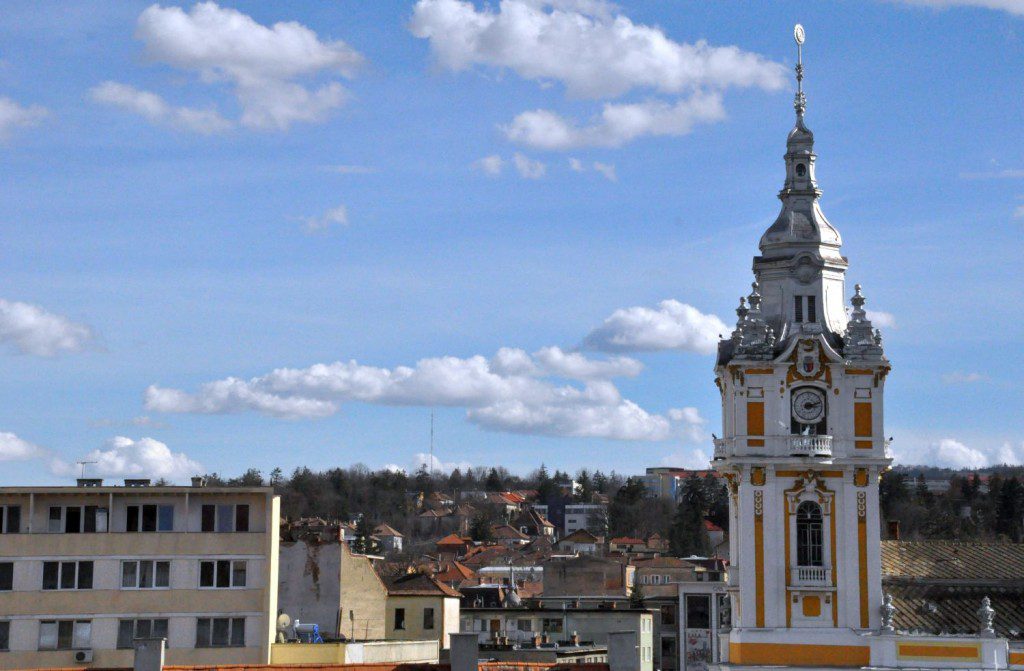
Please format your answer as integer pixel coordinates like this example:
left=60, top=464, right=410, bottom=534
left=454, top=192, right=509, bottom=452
left=713, top=436, right=893, bottom=459
left=791, top=566, right=831, bottom=586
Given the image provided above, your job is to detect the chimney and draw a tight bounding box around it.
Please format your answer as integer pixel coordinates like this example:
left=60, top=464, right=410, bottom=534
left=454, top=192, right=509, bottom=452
left=541, top=633, right=550, bottom=645
left=76, top=478, right=103, bottom=487
left=125, top=478, right=151, bottom=487
left=887, top=520, right=900, bottom=540
left=570, top=631, right=579, bottom=646
left=191, top=476, right=208, bottom=488
left=532, top=635, right=541, bottom=648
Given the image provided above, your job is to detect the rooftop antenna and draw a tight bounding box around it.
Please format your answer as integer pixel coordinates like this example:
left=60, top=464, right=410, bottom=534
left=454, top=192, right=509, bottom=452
left=76, top=460, right=97, bottom=478
left=793, top=24, right=807, bottom=120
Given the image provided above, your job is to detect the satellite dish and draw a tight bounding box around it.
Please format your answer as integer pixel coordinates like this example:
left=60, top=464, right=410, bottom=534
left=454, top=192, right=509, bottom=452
left=276, top=613, right=292, bottom=643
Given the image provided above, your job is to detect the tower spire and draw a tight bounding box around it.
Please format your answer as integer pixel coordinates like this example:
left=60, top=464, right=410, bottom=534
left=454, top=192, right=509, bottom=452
left=794, top=24, right=806, bottom=123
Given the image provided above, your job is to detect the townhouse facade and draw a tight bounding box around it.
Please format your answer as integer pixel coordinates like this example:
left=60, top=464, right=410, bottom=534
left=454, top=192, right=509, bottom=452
left=0, top=479, right=279, bottom=670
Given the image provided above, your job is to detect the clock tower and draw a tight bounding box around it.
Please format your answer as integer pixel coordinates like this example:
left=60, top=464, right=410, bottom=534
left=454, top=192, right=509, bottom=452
left=713, top=26, right=892, bottom=667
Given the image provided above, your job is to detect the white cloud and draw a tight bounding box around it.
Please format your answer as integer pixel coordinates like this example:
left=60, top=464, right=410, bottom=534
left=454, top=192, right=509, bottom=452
left=0, top=97, right=48, bottom=140
left=145, top=347, right=683, bottom=441
left=409, top=0, right=786, bottom=99
left=895, top=0, right=1024, bottom=16
left=1014, top=205, right=1024, bottom=219
left=90, top=81, right=232, bottom=134
left=568, top=157, right=585, bottom=172
left=513, top=152, right=546, bottom=178
left=932, top=438, right=988, bottom=470
left=126, top=2, right=363, bottom=131
left=0, top=432, right=44, bottom=461
left=661, top=447, right=713, bottom=470
left=303, top=204, right=349, bottom=235
left=593, top=161, right=617, bottom=182
left=865, top=310, right=897, bottom=329
left=409, top=0, right=783, bottom=150
left=582, top=299, right=727, bottom=355
left=50, top=437, right=202, bottom=483
left=996, top=442, right=1024, bottom=465
left=942, top=371, right=988, bottom=384
left=503, top=94, right=726, bottom=149
left=0, top=299, right=94, bottom=357
left=413, top=452, right=473, bottom=474
left=473, top=154, right=504, bottom=175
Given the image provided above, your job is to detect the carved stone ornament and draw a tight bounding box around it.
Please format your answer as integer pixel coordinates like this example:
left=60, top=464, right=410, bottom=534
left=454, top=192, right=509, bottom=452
left=843, top=284, right=885, bottom=360
left=880, top=593, right=896, bottom=632
left=978, top=596, right=996, bottom=637
left=750, top=466, right=766, bottom=486
left=729, top=282, right=776, bottom=360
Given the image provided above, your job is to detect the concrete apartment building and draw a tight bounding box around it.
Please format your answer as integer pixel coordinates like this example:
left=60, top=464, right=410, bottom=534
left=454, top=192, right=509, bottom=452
left=0, top=479, right=279, bottom=670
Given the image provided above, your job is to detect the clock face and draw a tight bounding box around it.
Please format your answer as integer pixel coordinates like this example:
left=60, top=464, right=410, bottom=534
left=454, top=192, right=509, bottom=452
left=792, top=388, right=825, bottom=424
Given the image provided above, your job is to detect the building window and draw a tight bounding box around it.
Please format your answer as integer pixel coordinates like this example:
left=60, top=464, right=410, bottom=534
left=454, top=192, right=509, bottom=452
left=807, top=295, right=817, bottom=322
left=796, top=501, right=824, bottom=567
left=38, top=620, right=91, bottom=650
left=42, top=561, right=93, bottom=590
left=121, top=560, right=170, bottom=589
left=393, top=608, right=406, bottom=631
left=126, top=505, right=174, bottom=532
left=794, top=296, right=803, bottom=322
left=0, top=506, right=20, bottom=534
left=0, top=563, right=12, bottom=591
left=660, top=604, right=677, bottom=626
left=201, top=504, right=249, bottom=532
left=517, top=619, right=533, bottom=632
left=199, top=560, right=246, bottom=588
left=685, top=595, right=711, bottom=629
left=196, top=618, right=245, bottom=648
left=541, top=618, right=563, bottom=633
left=0, top=621, right=8, bottom=651
left=423, top=608, right=435, bottom=630
left=117, top=619, right=168, bottom=649
left=47, top=506, right=108, bottom=533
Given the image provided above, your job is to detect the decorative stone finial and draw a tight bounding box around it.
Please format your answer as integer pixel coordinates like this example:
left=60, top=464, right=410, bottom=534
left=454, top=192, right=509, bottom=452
left=793, top=24, right=807, bottom=120
left=730, top=277, right=775, bottom=359
left=978, top=596, right=996, bottom=637
left=843, top=283, right=885, bottom=359
left=880, top=593, right=896, bottom=632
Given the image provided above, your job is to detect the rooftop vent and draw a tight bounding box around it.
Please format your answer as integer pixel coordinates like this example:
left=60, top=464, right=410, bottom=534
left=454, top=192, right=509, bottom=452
left=191, top=476, right=208, bottom=488
left=76, top=478, right=103, bottom=487
left=125, top=479, right=151, bottom=487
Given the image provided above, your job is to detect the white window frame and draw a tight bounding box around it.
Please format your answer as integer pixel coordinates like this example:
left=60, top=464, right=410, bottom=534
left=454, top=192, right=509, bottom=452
left=46, top=506, right=108, bottom=533
left=198, top=559, right=247, bottom=589
left=121, top=560, right=171, bottom=589
left=38, top=619, right=91, bottom=650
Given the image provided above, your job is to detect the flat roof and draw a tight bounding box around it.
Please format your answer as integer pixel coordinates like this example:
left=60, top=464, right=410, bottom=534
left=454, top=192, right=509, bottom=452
left=0, top=485, right=276, bottom=495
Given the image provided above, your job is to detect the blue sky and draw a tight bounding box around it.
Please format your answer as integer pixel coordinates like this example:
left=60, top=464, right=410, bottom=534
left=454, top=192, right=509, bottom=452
left=1, top=0, right=1022, bottom=485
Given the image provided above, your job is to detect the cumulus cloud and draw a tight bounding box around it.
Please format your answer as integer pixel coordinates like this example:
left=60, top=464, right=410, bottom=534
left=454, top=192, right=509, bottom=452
left=568, top=157, right=585, bottom=172
left=473, top=154, right=504, bottom=175
left=582, top=299, right=727, bottom=355
left=410, top=0, right=784, bottom=150
left=866, top=310, right=897, bottom=329
left=104, top=2, right=364, bottom=132
left=942, top=371, right=988, bottom=384
left=513, top=152, right=546, bottom=178
left=0, top=432, right=45, bottom=461
left=0, top=299, right=94, bottom=357
left=409, top=0, right=786, bottom=99
left=413, top=452, right=473, bottom=474
left=145, top=346, right=694, bottom=441
left=503, top=94, right=726, bottom=149
left=895, top=0, right=1024, bottom=16
left=303, top=204, right=349, bottom=234
left=931, top=438, right=988, bottom=470
left=0, top=97, right=48, bottom=140
left=661, top=447, right=713, bottom=470
left=90, top=81, right=232, bottom=134
left=50, top=436, right=202, bottom=483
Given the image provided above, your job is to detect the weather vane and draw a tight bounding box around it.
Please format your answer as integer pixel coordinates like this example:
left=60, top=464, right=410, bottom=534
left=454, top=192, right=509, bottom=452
left=793, top=24, right=807, bottom=119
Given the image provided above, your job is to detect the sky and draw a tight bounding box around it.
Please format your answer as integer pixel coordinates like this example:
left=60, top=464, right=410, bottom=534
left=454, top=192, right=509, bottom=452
left=1, top=0, right=1023, bottom=485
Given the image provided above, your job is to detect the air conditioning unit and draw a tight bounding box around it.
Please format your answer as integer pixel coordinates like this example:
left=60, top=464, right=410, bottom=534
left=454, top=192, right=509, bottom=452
left=73, top=649, right=93, bottom=663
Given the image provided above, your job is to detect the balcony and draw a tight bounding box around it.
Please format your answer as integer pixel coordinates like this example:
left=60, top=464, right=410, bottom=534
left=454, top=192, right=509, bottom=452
left=786, top=435, right=832, bottom=457
left=790, top=566, right=831, bottom=587
left=713, top=435, right=832, bottom=459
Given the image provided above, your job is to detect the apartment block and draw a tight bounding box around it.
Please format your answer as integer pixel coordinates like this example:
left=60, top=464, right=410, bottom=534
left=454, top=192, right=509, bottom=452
left=0, top=479, right=279, bottom=670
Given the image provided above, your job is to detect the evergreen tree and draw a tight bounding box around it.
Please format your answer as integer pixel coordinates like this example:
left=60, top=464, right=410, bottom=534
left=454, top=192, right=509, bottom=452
left=669, top=476, right=711, bottom=557
left=469, top=512, right=495, bottom=542
left=593, top=470, right=609, bottom=495
left=485, top=468, right=503, bottom=492
left=576, top=469, right=593, bottom=502
left=996, top=478, right=1024, bottom=541
left=629, top=582, right=646, bottom=608
left=352, top=517, right=381, bottom=555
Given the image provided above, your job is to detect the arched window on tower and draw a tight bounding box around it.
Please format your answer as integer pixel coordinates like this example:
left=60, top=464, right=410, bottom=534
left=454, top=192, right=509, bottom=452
left=796, top=501, right=824, bottom=567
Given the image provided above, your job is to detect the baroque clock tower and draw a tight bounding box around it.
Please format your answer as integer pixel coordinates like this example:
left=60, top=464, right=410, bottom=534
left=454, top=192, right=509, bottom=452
left=713, top=25, right=892, bottom=667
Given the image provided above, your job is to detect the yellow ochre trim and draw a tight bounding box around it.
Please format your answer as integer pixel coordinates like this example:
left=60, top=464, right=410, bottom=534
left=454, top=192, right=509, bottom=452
left=898, top=643, right=981, bottom=661
left=802, top=595, right=821, bottom=617
left=831, top=492, right=839, bottom=627
left=729, top=642, right=870, bottom=667
left=784, top=489, right=791, bottom=628
left=854, top=402, right=872, bottom=437
left=845, top=369, right=875, bottom=375
left=1008, top=650, right=1024, bottom=665
left=745, top=368, right=774, bottom=375
left=855, top=440, right=873, bottom=449
left=776, top=470, right=843, bottom=478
